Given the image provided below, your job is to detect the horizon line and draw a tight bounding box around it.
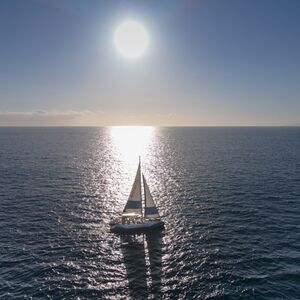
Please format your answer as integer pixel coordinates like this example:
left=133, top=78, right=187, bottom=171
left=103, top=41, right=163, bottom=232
left=0, top=125, right=299, bottom=128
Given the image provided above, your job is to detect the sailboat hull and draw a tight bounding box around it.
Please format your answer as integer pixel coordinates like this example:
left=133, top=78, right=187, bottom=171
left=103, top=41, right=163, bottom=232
left=110, top=220, right=164, bottom=234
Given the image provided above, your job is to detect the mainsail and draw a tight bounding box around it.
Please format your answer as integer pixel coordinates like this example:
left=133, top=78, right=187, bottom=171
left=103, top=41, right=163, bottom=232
left=143, top=174, right=160, bottom=219
left=122, top=163, right=142, bottom=217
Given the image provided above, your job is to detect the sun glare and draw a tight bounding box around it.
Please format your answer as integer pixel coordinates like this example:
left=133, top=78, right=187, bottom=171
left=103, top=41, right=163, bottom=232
left=110, top=126, right=154, bottom=162
left=114, top=20, right=149, bottom=59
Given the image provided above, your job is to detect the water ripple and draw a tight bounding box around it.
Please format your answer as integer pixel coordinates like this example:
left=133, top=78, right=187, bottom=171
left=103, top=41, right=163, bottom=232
left=0, top=127, right=299, bottom=299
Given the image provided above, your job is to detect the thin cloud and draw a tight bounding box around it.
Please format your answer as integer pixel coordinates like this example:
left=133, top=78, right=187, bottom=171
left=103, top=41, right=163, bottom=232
left=0, top=110, right=104, bottom=117
left=0, top=110, right=105, bottom=126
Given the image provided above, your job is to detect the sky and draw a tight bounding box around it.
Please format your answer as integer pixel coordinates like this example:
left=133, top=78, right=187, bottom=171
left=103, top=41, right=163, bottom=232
left=0, top=0, right=299, bottom=126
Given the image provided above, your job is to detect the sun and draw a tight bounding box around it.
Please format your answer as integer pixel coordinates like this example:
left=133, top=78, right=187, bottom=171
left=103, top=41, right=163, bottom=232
left=114, top=20, right=149, bottom=59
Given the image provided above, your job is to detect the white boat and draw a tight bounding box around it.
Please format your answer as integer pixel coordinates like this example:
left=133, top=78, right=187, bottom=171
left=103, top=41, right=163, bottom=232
left=110, top=159, right=164, bottom=234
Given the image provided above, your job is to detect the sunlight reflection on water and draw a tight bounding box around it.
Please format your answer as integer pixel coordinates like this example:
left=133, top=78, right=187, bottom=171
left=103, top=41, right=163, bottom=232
left=80, top=127, right=156, bottom=225
left=110, top=126, right=155, bottom=165
left=75, top=126, right=189, bottom=299
left=109, top=126, right=156, bottom=208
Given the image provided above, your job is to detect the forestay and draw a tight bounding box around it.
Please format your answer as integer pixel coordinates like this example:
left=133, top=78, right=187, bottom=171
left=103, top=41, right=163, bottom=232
left=122, top=163, right=142, bottom=217
left=143, top=174, right=160, bottom=219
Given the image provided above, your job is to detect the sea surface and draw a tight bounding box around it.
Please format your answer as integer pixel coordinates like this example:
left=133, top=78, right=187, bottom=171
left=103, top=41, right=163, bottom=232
left=0, top=127, right=299, bottom=299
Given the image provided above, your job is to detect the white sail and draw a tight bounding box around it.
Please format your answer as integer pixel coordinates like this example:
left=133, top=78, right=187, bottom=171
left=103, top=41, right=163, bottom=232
left=122, top=163, right=142, bottom=217
left=143, top=174, right=160, bottom=219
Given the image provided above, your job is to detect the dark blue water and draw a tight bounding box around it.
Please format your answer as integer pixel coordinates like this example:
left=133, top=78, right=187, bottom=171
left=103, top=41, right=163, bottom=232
left=0, top=127, right=299, bottom=299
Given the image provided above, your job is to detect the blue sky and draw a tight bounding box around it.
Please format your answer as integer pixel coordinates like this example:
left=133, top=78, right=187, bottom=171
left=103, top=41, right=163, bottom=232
left=0, top=0, right=299, bottom=126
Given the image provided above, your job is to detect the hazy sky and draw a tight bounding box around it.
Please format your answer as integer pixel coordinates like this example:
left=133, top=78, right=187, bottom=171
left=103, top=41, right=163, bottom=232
left=0, top=0, right=299, bottom=126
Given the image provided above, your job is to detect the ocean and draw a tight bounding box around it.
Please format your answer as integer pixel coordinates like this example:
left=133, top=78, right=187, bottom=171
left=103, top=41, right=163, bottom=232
left=0, top=127, right=299, bottom=299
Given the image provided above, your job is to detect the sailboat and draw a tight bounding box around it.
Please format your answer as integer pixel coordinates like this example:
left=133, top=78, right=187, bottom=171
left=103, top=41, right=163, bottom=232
left=110, top=159, right=164, bottom=234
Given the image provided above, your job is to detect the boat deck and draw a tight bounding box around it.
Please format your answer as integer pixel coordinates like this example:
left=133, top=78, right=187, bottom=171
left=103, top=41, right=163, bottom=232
left=110, top=220, right=164, bottom=234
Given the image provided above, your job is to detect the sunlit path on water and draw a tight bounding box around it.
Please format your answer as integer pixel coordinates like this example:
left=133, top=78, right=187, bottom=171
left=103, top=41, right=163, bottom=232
left=110, top=126, right=155, bottom=165
left=108, top=126, right=156, bottom=208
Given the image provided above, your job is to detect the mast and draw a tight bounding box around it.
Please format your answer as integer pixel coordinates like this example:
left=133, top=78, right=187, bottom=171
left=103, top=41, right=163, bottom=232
left=139, top=158, right=143, bottom=221
left=143, top=173, right=147, bottom=220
